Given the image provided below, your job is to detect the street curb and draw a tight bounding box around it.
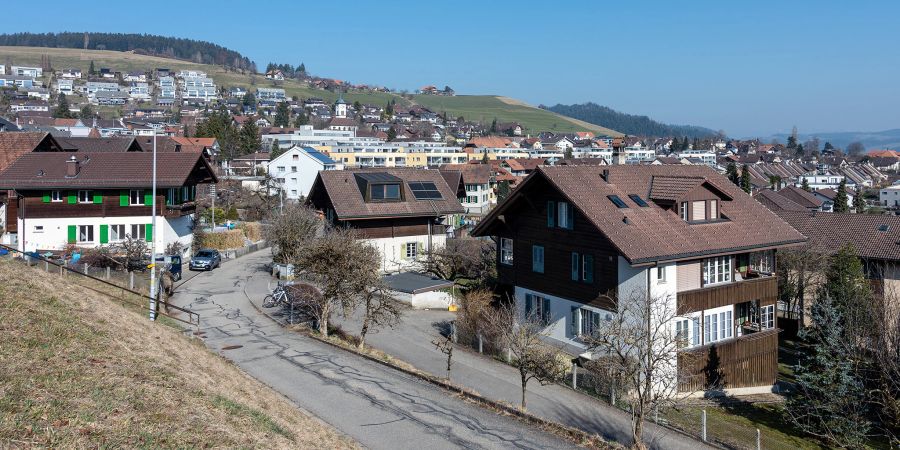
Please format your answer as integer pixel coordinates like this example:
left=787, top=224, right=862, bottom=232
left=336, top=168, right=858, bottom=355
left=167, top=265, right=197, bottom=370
left=242, top=279, right=618, bottom=450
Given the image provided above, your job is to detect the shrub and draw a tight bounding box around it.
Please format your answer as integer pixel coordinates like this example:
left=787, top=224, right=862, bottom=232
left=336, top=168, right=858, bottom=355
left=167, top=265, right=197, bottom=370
left=200, top=230, right=246, bottom=250
left=237, top=222, right=262, bottom=242
left=79, top=246, right=120, bottom=269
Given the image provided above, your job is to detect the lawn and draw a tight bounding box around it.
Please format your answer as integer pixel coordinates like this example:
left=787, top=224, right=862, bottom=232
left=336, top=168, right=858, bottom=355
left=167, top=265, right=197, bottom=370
left=0, top=258, right=357, bottom=449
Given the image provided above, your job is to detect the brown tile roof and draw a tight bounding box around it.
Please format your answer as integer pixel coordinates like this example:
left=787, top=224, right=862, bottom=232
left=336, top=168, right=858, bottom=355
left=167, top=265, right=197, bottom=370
left=468, top=136, right=513, bottom=148
left=440, top=163, right=491, bottom=185
left=776, top=210, right=900, bottom=262
left=648, top=176, right=706, bottom=201
left=754, top=189, right=809, bottom=212
left=503, top=158, right=545, bottom=172
left=0, top=152, right=217, bottom=189
left=57, top=137, right=142, bottom=152
left=308, top=167, right=464, bottom=220
left=778, top=186, right=823, bottom=209
left=473, top=165, right=806, bottom=264
left=0, top=132, right=58, bottom=171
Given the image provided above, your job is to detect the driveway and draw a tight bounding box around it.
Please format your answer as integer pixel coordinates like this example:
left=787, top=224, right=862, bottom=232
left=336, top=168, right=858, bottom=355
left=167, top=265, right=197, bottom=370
left=170, top=250, right=578, bottom=450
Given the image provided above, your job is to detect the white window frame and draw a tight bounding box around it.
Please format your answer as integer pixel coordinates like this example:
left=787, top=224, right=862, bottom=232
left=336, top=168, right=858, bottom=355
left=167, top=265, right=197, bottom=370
left=109, top=224, right=126, bottom=242
left=405, top=242, right=418, bottom=259
left=703, top=305, right=733, bottom=345
left=761, top=304, right=775, bottom=330
left=656, top=266, right=666, bottom=283
left=78, top=224, right=94, bottom=243
left=500, top=238, right=514, bottom=266
left=130, top=224, right=146, bottom=240
left=703, top=256, right=732, bottom=286
left=50, top=190, right=62, bottom=202
left=681, top=201, right=688, bottom=221
left=558, top=202, right=571, bottom=229
left=129, top=189, right=143, bottom=206
left=579, top=308, right=601, bottom=337
left=710, top=199, right=719, bottom=219
left=77, top=190, right=92, bottom=204
left=675, top=315, right=701, bottom=348
left=750, top=250, right=774, bottom=274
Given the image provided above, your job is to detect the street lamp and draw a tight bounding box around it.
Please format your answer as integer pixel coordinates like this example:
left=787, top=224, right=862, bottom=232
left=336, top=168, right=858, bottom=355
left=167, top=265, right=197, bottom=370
left=149, top=128, right=159, bottom=321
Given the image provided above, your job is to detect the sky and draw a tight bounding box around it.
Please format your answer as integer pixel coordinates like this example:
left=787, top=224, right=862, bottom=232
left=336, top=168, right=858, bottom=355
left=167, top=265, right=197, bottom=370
left=6, top=0, right=900, bottom=137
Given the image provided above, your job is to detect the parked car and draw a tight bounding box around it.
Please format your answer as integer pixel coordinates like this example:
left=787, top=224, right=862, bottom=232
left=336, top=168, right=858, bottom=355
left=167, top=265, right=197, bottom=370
left=189, top=249, right=221, bottom=271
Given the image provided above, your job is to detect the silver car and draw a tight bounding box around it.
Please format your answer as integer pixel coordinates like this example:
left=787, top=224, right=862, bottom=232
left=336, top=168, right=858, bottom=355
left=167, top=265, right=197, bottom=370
left=189, top=249, right=221, bottom=271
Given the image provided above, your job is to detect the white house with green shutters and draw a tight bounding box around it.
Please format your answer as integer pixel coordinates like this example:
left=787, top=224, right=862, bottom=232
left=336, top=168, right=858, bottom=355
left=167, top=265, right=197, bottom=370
left=0, top=152, right=218, bottom=257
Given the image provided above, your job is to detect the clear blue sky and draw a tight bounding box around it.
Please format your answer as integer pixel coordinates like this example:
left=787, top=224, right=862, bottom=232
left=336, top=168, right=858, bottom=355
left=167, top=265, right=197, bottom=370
left=7, top=0, right=899, bottom=136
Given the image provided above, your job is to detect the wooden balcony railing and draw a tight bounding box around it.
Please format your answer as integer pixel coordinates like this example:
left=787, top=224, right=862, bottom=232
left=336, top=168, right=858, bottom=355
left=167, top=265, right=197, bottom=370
left=677, top=276, right=777, bottom=315
left=677, top=328, right=779, bottom=392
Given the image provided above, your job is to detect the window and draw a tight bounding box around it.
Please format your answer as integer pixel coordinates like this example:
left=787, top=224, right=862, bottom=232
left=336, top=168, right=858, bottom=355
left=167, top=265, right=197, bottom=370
left=110, top=224, right=126, bottom=242
left=579, top=308, right=601, bottom=337
left=628, top=194, right=649, bottom=207
left=676, top=317, right=701, bottom=348
left=704, top=308, right=733, bottom=344
left=33, top=225, right=43, bottom=233
left=500, top=238, right=513, bottom=266
left=78, top=225, right=94, bottom=242
left=371, top=183, right=401, bottom=201
left=277, top=166, right=285, bottom=172
left=405, top=242, right=418, bottom=259
left=408, top=181, right=442, bottom=200
left=129, top=189, right=143, bottom=205
left=608, top=195, right=628, bottom=208
left=532, top=245, right=544, bottom=273
left=703, top=256, right=732, bottom=285
left=761, top=304, right=775, bottom=329
left=692, top=201, right=706, bottom=221
left=709, top=199, right=719, bottom=219
left=291, top=190, right=297, bottom=196
left=465, top=195, right=478, bottom=204
left=656, top=266, right=666, bottom=282
left=750, top=250, right=774, bottom=274
left=77, top=190, right=92, bottom=204
left=292, top=155, right=299, bottom=161
left=50, top=190, right=62, bottom=202
left=291, top=166, right=297, bottom=172
left=548, top=201, right=574, bottom=229
left=130, top=224, right=146, bottom=240
left=525, top=293, right=550, bottom=324
left=571, top=252, right=593, bottom=283
left=681, top=201, right=688, bottom=221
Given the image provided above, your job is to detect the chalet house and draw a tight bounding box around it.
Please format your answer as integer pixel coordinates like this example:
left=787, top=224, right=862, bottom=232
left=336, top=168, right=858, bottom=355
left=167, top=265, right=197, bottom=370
left=471, top=165, right=806, bottom=394
left=306, top=168, right=464, bottom=273
left=439, top=164, right=494, bottom=214
left=501, top=158, right=546, bottom=177
left=268, top=146, right=339, bottom=201
left=0, top=152, right=217, bottom=257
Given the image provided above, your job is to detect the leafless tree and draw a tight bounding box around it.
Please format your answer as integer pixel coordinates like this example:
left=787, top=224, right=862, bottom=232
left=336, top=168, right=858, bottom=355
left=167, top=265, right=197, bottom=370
left=432, top=334, right=454, bottom=381
left=291, top=227, right=380, bottom=337
left=454, top=289, right=495, bottom=346
left=777, top=243, right=828, bottom=327
left=357, top=281, right=402, bottom=350
left=869, top=283, right=900, bottom=442
left=414, top=237, right=496, bottom=287
left=582, top=290, right=689, bottom=449
left=847, top=141, right=866, bottom=156
left=264, top=204, right=320, bottom=265
left=485, top=302, right=568, bottom=410
left=117, top=236, right=149, bottom=272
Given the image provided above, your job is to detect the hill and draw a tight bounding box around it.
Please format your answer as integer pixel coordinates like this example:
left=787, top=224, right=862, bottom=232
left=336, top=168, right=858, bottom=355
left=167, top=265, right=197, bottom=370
left=765, top=129, right=900, bottom=152
left=545, top=102, right=717, bottom=138
left=0, top=32, right=253, bottom=70
left=0, top=259, right=356, bottom=449
left=0, top=46, right=619, bottom=135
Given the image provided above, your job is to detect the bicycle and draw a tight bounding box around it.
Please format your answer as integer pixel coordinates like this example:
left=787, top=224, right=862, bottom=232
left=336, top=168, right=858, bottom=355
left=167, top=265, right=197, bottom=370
left=262, top=282, right=290, bottom=308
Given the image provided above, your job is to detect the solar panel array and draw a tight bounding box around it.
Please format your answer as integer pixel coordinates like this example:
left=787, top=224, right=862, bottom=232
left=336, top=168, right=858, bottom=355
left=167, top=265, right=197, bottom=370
left=408, top=181, right=443, bottom=200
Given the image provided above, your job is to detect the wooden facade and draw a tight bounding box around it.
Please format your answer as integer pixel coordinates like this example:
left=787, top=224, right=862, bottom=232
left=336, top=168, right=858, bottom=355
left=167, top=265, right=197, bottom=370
left=677, top=329, right=779, bottom=392
left=15, top=189, right=195, bottom=221
left=677, top=276, right=777, bottom=315
left=347, top=217, right=446, bottom=239
left=494, top=176, right=618, bottom=310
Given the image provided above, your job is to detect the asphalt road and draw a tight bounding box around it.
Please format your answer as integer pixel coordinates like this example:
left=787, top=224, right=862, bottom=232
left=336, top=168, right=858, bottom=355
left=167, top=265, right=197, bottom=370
left=171, top=250, right=579, bottom=450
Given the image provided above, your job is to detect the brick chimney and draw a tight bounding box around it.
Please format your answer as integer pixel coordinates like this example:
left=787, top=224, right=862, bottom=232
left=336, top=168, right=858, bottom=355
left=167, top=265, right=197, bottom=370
left=65, top=155, right=80, bottom=177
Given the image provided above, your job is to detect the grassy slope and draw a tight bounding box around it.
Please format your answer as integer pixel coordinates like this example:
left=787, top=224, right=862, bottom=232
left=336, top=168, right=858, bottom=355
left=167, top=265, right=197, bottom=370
left=0, top=259, right=357, bottom=449
left=0, top=46, right=619, bottom=135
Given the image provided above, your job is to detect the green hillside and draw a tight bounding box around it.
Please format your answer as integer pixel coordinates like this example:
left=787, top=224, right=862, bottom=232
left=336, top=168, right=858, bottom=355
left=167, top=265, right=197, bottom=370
left=0, top=46, right=619, bottom=135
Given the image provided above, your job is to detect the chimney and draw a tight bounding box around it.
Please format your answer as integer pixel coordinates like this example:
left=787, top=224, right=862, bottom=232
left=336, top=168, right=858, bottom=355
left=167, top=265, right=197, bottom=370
left=601, top=169, right=609, bottom=182
left=612, top=138, right=626, bottom=165
left=65, top=155, right=80, bottom=177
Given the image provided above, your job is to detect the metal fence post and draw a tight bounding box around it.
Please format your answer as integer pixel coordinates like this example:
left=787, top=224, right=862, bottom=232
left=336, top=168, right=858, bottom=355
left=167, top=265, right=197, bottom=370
left=106, top=266, right=111, bottom=280
left=84, top=264, right=89, bottom=275
left=702, top=409, right=707, bottom=442
left=756, top=428, right=761, bottom=450
left=44, top=260, right=49, bottom=272
left=611, top=384, right=615, bottom=406
left=571, top=363, right=578, bottom=390
left=477, top=334, right=483, bottom=354
left=130, top=271, right=135, bottom=290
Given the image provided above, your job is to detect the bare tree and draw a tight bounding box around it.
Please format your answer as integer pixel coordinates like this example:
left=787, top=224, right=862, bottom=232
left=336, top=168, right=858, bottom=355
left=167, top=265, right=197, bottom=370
left=291, top=227, right=380, bottom=337
left=583, top=290, right=688, bottom=448
left=357, top=281, right=401, bottom=350
left=415, top=237, right=496, bottom=287
left=485, top=302, right=568, bottom=410
left=454, top=289, right=495, bottom=346
left=777, top=243, right=828, bottom=327
left=264, top=204, right=320, bottom=265
left=432, top=334, right=454, bottom=381
left=117, top=236, right=149, bottom=272
left=869, top=283, right=900, bottom=442
left=847, top=141, right=866, bottom=156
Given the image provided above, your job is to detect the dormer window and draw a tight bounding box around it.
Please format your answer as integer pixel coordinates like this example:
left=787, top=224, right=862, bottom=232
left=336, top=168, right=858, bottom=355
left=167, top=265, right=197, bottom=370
left=371, top=183, right=401, bottom=201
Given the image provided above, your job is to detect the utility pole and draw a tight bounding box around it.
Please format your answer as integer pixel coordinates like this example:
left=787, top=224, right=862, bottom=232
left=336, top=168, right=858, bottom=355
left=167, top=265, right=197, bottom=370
left=149, top=131, right=158, bottom=321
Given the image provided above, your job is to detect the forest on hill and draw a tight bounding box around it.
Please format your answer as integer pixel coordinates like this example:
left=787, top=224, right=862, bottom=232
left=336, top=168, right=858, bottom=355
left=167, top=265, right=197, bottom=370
left=0, top=32, right=255, bottom=71
left=544, top=102, right=717, bottom=138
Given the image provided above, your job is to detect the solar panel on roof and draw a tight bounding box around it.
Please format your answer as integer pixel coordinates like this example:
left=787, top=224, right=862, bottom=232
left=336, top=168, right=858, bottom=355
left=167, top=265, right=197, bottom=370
left=409, top=181, right=442, bottom=200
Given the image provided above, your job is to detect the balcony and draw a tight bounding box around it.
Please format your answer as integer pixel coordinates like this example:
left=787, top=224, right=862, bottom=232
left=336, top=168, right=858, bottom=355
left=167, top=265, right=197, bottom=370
left=165, top=201, right=196, bottom=218
left=677, top=328, right=778, bottom=392
left=677, top=276, right=777, bottom=315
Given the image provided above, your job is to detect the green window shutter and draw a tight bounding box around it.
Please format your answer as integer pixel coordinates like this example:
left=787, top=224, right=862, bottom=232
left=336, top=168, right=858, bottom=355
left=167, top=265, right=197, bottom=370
left=67, top=192, right=77, bottom=204
left=120, top=190, right=129, bottom=206
left=93, top=192, right=102, bottom=204
left=67, top=225, right=77, bottom=243
left=571, top=252, right=580, bottom=281
left=583, top=255, right=594, bottom=283
left=99, top=224, right=109, bottom=244
left=144, top=192, right=152, bottom=206
left=145, top=224, right=153, bottom=242
left=546, top=201, right=556, bottom=228
left=42, top=192, right=50, bottom=203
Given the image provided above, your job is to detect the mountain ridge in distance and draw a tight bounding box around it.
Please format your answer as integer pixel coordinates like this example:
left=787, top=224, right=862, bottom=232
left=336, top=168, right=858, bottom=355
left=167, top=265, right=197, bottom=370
left=544, top=102, right=717, bottom=138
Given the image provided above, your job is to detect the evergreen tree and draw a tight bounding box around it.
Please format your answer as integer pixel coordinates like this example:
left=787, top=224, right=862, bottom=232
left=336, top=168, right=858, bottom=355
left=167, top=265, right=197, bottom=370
left=823, top=141, right=835, bottom=151
left=387, top=127, right=397, bottom=142
left=853, top=189, right=866, bottom=214
left=801, top=178, right=810, bottom=192
left=481, top=151, right=489, bottom=163
left=273, top=101, right=291, bottom=127
left=79, top=104, right=93, bottom=120
left=833, top=179, right=850, bottom=213
left=740, top=164, right=752, bottom=193
left=270, top=138, right=284, bottom=159
left=385, top=100, right=394, bottom=116
left=242, top=92, right=256, bottom=107
left=490, top=118, right=497, bottom=134
left=497, top=180, right=511, bottom=202
left=726, top=162, right=740, bottom=185
left=298, top=62, right=306, bottom=75
left=88, top=60, right=95, bottom=76
left=681, top=136, right=690, bottom=150
left=293, top=109, right=309, bottom=126
left=353, top=100, right=362, bottom=112
left=787, top=135, right=797, bottom=149
left=564, top=147, right=573, bottom=159
left=239, top=119, right=262, bottom=155
left=796, top=143, right=804, bottom=157
left=52, top=93, right=73, bottom=118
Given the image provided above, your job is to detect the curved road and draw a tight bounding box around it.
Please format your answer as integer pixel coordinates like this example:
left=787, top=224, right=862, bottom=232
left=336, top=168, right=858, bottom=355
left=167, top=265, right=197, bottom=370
left=172, top=251, right=579, bottom=450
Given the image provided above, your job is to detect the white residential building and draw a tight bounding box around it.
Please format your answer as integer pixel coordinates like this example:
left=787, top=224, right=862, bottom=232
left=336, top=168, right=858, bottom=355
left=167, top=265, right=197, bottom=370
left=267, top=146, right=341, bottom=201
left=10, top=66, right=42, bottom=78
left=881, top=185, right=900, bottom=207
left=56, top=79, right=74, bottom=95
left=256, top=87, right=285, bottom=101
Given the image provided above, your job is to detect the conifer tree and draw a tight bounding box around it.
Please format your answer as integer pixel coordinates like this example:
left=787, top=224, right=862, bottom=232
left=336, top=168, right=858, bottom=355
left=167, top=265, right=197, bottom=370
left=740, top=164, right=752, bottom=193
left=294, top=109, right=309, bottom=126
left=273, top=101, right=291, bottom=127
left=387, top=127, right=396, bottom=142
left=239, top=119, right=261, bottom=155
left=88, top=60, right=95, bottom=76
left=833, top=179, right=850, bottom=213
left=52, top=93, right=73, bottom=119
left=852, top=190, right=866, bottom=213
left=726, top=162, right=739, bottom=185
left=801, top=178, right=810, bottom=192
